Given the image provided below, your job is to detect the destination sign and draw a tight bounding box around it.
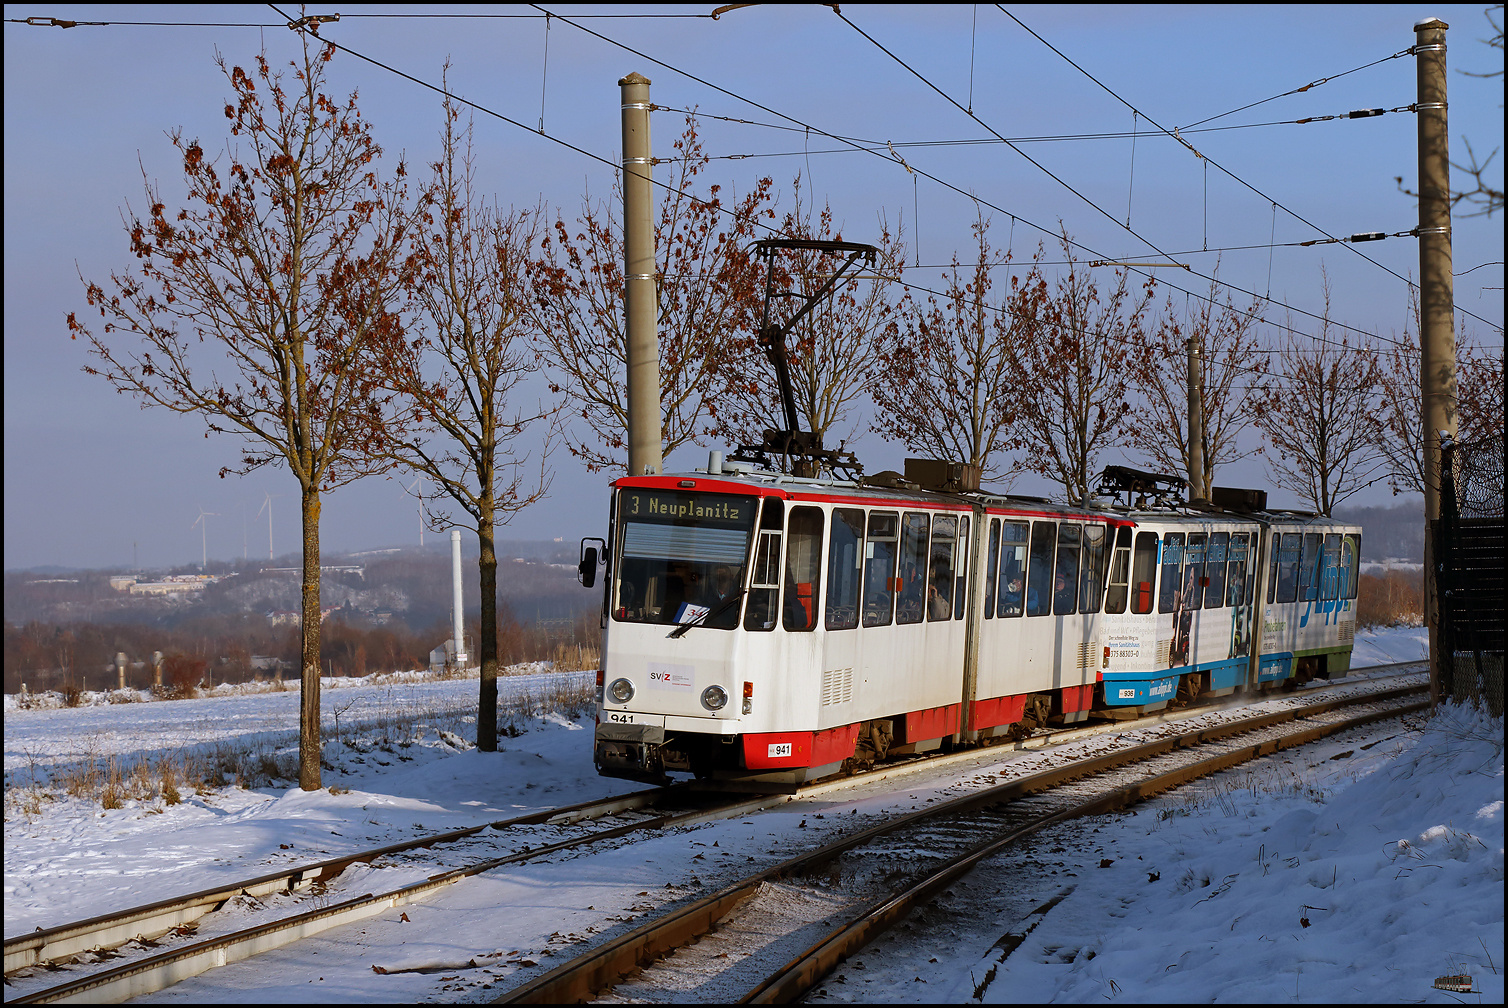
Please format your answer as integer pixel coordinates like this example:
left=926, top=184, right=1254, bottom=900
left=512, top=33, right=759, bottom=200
left=620, top=490, right=756, bottom=528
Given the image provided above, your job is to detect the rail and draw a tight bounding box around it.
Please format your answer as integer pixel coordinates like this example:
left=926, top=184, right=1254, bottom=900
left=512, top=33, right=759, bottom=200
left=495, top=682, right=1425, bottom=1003
left=4, top=662, right=1426, bottom=1002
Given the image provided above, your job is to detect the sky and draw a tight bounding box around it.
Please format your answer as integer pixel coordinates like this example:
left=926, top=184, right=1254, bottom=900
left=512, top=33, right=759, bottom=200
left=4, top=4, right=1503, bottom=572
left=3, top=628, right=1503, bottom=1003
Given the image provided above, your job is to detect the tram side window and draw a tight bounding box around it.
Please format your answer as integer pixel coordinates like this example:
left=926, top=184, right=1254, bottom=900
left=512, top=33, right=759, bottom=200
left=1226, top=533, right=1250, bottom=607
left=1054, top=524, right=1081, bottom=615
left=1274, top=532, right=1302, bottom=603
left=998, top=522, right=1029, bottom=617
left=862, top=511, right=899, bottom=627
left=1132, top=532, right=1158, bottom=613
left=1320, top=534, right=1342, bottom=600
left=1267, top=535, right=1278, bottom=604
left=1027, top=521, right=1056, bottom=616
left=1342, top=533, right=1361, bottom=599
left=984, top=519, right=1001, bottom=619
left=928, top=516, right=957, bottom=621
left=1299, top=533, right=1323, bottom=601
left=1204, top=532, right=1229, bottom=609
left=1182, top=533, right=1207, bottom=611
left=783, top=507, right=823, bottom=632
left=897, top=512, right=930, bottom=624
left=1080, top=524, right=1107, bottom=614
left=1104, top=526, right=1132, bottom=614
left=743, top=498, right=784, bottom=631
left=825, top=509, right=864, bottom=630
left=1159, top=533, right=1186, bottom=613
left=954, top=516, right=970, bottom=620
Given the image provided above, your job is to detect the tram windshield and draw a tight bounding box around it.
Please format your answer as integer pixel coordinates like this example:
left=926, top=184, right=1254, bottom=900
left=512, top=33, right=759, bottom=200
left=613, top=489, right=757, bottom=628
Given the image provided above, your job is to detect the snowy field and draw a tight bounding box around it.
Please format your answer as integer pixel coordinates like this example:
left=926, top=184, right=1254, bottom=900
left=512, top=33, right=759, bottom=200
left=3, top=626, right=1502, bottom=1004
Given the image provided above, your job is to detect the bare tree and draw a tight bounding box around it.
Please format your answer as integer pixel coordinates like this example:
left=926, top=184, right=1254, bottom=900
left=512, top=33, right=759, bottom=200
left=1455, top=342, right=1505, bottom=515
left=1375, top=287, right=1505, bottom=510
left=1372, top=288, right=1431, bottom=496
left=375, top=99, right=556, bottom=751
left=1251, top=277, right=1386, bottom=514
left=872, top=214, right=1044, bottom=485
left=529, top=116, right=774, bottom=472
left=1127, top=274, right=1265, bottom=496
left=718, top=179, right=904, bottom=454
left=1397, top=5, right=1504, bottom=217
left=68, top=39, right=416, bottom=789
left=1013, top=233, right=1155, bottom=504
left=1454, top=4, right=1504, bottom=218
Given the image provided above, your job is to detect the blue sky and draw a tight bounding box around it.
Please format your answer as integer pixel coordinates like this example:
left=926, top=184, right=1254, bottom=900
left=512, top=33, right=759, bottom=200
left=4, top=4, right=1502, bottom=570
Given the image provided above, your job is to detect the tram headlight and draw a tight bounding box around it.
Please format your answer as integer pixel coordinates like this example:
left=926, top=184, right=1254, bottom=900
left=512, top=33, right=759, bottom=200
left=701, top=685, right=728, bottom=711
left=607, top=677, right=635, bottom=704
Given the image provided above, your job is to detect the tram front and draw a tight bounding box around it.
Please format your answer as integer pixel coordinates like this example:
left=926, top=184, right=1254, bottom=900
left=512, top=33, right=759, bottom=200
left=594, top=478, right=759, bottom=783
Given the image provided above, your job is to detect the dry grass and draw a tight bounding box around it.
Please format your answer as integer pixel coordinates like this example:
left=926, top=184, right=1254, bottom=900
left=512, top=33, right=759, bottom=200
left=1355, top=570, right=1424, bottom=628
left=4, top=672, right=598, bottom=817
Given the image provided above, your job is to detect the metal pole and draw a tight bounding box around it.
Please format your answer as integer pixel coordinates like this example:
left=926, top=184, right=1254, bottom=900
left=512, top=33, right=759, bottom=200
left=451, top=529, right=466, bottom=669
left=1187, top=337, right=1205, bottom=502
left=621, top=72, right=663, bottom=477
left=1416, top=17, right=1457, bottom=707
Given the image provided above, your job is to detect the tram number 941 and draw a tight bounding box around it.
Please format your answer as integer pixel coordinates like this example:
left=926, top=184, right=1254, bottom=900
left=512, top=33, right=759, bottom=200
left=767, top=742, right=793, bottom=758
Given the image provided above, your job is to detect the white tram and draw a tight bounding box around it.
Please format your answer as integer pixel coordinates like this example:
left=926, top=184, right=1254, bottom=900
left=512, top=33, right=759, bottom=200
left=582, top=461, right=1362, bottom=788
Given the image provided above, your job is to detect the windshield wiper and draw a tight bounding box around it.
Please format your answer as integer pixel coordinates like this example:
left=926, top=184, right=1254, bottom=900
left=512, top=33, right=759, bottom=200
left=667, top=588, right=746, bottom=638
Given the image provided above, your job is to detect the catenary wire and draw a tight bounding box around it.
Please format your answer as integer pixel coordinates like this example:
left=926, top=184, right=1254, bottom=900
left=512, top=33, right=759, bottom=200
left=991, top=5, right=1500, bottom=335
left=15, top=6, right=1493, bottom=339
left=5, top=12, right=712, bottom=28
left=532, top=3, right=1447, bottom=367
left=243, top=6, right=1307, bottom=393
left=836, top=8, right=1446, bottom=356
left=1178, top=48, right=1417, bottom=130
left=243, top=5, right=1492, bottom=393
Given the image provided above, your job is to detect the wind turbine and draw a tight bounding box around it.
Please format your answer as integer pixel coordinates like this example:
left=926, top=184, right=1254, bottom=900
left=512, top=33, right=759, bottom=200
left=405, top=478, right=426, bottom=548
left=256, top=491, right=283, bottom=561
left=191, top=507, right=219, bottom=570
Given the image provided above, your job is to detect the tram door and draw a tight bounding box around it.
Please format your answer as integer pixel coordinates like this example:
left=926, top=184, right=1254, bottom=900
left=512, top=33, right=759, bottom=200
left=1226, top=531, right=1256, bottom=667
left=820, top=508, right=865, bottom=726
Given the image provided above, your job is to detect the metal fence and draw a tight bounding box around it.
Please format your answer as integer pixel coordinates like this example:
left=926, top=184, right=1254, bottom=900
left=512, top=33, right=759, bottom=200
left=1435, top=437, right=1505, bottom=715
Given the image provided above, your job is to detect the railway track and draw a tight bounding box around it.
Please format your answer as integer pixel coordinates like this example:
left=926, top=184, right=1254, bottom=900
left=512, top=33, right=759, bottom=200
left=500, top=679, right=1427, bottom=1004
left=2, top=662, right=1425, bottom=1004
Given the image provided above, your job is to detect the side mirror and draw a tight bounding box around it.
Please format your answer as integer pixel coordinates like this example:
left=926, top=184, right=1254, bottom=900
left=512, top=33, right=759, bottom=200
left=578, top=538, right=605, bottom=588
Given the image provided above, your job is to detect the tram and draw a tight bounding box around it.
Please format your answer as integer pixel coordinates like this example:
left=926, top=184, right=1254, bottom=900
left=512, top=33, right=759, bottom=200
left=577, top=238, right=1360, bottom=788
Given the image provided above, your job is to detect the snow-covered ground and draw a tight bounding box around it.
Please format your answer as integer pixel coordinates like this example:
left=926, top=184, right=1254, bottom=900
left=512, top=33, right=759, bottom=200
left=3, top=627, right=1501, bottom=1003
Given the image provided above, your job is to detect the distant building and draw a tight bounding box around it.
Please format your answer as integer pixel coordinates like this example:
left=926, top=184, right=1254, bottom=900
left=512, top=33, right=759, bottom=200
left=264, top=608, right=337, bottom=626
left=130, top=580, right=206, bottom=596
left=260, top=565, right=364, bottom=579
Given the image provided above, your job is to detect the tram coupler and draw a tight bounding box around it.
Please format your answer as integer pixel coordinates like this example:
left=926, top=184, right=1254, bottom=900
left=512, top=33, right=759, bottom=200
left=594, top=723, right=670, bottom=786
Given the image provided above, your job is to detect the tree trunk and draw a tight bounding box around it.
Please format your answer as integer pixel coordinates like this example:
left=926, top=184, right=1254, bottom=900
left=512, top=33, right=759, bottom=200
left=299, top=483, right=323, bottom=790
left=477, top=504, right=499, bottom=751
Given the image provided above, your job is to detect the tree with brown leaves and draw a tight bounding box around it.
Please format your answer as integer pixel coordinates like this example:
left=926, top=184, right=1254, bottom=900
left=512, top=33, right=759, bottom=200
left=374, top=97, right=556, bottom=751
left=68, top=39, right=417, bottom=789
left=529, top=116, right=774, bottom=472
left=872, top=214, right=1042, bottom=485
left=1014, top=234, right=1155, bottom=504
left=1373, top=287, right=1504, bottom=511
left=1251, top=275, right=1386, bottom=515
left=1127, top=275, right=1265, bottom=498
